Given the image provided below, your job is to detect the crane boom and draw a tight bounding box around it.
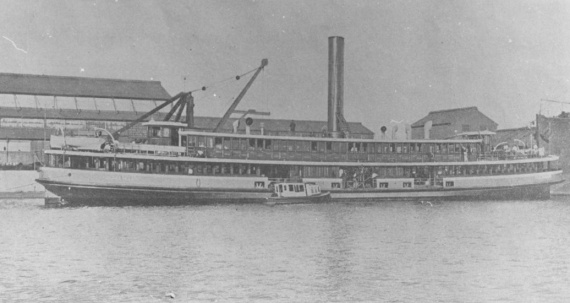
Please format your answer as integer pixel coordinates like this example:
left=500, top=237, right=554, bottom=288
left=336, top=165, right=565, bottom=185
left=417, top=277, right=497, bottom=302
left=213, top=59, right=268, bottom=132
left=112, top=92, right=187, bottom=138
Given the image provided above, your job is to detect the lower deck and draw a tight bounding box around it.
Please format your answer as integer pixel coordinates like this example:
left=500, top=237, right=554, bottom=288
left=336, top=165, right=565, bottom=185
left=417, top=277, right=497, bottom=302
left=37, top=166, right=564, bottom=205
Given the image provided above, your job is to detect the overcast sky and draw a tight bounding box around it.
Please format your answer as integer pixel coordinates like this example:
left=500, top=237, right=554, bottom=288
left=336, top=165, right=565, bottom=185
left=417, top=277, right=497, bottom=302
left=2, top=0, right=570, bottom=134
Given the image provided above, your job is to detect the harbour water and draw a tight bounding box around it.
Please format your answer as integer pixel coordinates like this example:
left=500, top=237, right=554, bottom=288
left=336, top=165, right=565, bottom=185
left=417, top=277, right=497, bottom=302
left=2, top=198, right=570, bottom=302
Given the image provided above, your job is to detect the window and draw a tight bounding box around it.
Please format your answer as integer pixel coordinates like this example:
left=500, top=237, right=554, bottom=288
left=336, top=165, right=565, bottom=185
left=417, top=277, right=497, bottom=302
left=311, top=141, right=318, bottom=152
left=378, top=182, right=388, bottom=188
left=214, top=137, right=223, bottom=149
left=223, top=137, right=231, bottom=149
left=249, top=138, right=256, bottom=149
left=361, top=143, right=368, bottom=153
left=349, top=142, right=358, bottom=152
left=318, top=142, right=326, bottom=152
left=299, top=185, right=305, bottom=192
left=265, top=139, right=272, bottom=150
left=339, top=142, right=347, bottom=153
left=257, top=139, right=264, bottom=149
left=231, top=138, right=240, bottom=149
left=326, top=142, right=332, bottom=151
left=446, top=181, right=454, bottom=187
left=196, top=136, right=206, bottom=148
left=187, top=136, right=196, bottom=148
left=288, top=184, right=294, bottom=191
left=162, top=128, right=171, bottom=137
left=332, top=182, right=341, bottom=188
left=403, top=182, right=412, bottom=188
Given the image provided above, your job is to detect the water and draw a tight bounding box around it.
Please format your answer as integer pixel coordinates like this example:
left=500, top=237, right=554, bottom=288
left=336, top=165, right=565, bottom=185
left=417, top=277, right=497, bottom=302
left=2, top=198, right=570, bottom=302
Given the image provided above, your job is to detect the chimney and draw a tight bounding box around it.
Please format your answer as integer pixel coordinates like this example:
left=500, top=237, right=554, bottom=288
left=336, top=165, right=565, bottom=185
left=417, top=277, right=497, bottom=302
left=327, top=36, right=344, bottom=138
left=186, top=93, right=194, bottom=128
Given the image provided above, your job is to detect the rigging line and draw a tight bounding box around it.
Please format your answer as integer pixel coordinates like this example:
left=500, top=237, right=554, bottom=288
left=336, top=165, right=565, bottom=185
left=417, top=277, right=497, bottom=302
left=192, top=78, right=243, bottom=105
left=187, top=66, right=259, bottom=93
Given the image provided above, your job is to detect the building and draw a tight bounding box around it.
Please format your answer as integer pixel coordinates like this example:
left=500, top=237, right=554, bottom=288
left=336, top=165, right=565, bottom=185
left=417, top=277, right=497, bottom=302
left=411, top=106, right=498, bottom=139
left=0, top=73, right=172, bottom=165
left=0, top=73, right=373, bottom=166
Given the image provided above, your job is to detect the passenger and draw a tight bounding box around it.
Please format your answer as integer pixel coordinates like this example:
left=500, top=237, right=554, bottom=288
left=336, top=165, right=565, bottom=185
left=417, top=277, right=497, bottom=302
left=290, top=120, right=296, bottom=132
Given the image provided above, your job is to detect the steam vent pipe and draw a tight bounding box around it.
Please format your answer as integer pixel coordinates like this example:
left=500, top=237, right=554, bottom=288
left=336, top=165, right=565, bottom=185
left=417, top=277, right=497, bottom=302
left=327, top=36, right=344, bottom=138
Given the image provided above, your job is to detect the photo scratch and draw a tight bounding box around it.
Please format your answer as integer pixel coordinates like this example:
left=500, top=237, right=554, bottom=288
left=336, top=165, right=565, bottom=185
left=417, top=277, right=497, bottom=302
left=2, top=36, right=28, bottom=54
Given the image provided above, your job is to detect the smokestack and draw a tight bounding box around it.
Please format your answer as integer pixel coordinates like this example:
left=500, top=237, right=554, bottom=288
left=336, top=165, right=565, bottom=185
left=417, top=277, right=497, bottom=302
left=186, top=93, right=194, bottom=128
left=327, top=36, right=344, bottom=138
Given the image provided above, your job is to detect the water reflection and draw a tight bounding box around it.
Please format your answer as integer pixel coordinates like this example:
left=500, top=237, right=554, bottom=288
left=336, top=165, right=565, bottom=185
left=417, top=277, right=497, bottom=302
left=2, top=199, right=570, bottom=302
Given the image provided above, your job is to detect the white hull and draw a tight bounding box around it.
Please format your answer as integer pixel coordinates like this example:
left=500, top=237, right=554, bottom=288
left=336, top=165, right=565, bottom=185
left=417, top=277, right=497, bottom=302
left=36, top=167, right=564, bottom=204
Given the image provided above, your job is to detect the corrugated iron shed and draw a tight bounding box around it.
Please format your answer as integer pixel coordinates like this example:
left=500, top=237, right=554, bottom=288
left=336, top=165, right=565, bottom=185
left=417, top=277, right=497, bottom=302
left=0, top=127, right=56, bottom=140
left=0, top=73, right=171, bottom=100
left=412, top=106, right=497, bottom=128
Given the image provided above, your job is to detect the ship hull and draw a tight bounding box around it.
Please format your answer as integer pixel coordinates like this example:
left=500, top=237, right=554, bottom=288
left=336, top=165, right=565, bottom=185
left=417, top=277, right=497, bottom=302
left=36, top=167, right=563, bottom=205
left=329, top=182, right=555, bottom=201
left=36, top=170, right=563, bottom=205
left=38, top=181, right=272, bottom=205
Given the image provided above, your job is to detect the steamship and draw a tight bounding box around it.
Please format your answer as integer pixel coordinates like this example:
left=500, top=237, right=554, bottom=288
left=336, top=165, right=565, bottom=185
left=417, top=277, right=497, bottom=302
left=36, top=37, right=564, bottom=205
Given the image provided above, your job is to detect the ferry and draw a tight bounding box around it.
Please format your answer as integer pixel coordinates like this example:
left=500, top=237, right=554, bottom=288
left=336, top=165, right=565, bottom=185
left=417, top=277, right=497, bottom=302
left=266, top=182, right=331, bottom=205
left=35, top=37, right=564, bottom=205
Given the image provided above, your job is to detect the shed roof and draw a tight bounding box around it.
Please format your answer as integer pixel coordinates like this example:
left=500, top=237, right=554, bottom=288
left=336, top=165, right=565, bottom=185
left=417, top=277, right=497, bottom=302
left=0, top=73, right=171, bottom=100
left=0, top=108, right=374, bottom=138
left=412, top=106, right=497, bottom=127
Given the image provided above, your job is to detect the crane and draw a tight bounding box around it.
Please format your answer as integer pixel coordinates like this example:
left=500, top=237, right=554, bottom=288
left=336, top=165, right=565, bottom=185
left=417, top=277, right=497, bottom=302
left=111, top=58, right=268, bottom=138
left=213, top=58, right=268, bottom=132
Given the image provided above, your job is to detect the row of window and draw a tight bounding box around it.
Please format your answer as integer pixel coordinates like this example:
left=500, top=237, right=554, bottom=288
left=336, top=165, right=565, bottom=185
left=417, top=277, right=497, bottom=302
left=275, top=184, right=305, bottom=193
left=187, top=135, right=480, bottom=155
left=48, top=154, right=554, bottom=179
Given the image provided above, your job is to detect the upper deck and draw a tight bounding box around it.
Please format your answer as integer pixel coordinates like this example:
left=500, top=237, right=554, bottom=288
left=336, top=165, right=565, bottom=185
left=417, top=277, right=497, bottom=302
left=176, top=130, right=536, bottom=164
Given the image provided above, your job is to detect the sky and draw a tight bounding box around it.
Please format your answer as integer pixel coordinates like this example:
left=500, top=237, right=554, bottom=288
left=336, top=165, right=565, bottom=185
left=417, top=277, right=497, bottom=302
left=2, top=0, right=570, bottom=136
